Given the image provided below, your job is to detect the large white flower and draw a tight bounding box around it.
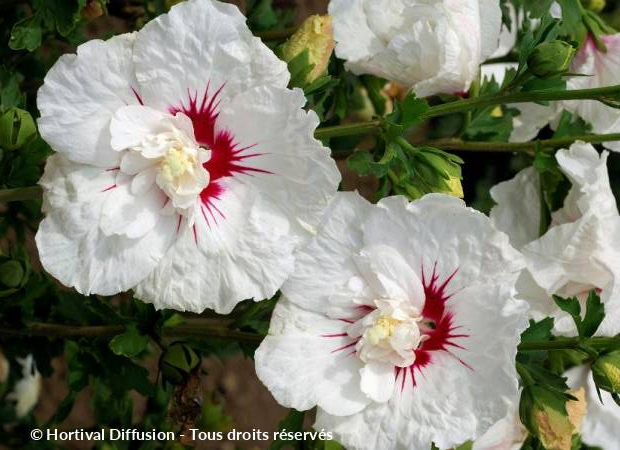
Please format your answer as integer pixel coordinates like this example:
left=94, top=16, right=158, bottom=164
left=255, top=192, right=527, bottom=450
left=490, top=142, right=620, bottom=336
left=328, top=0, right=502, bottom=97
left=35, top=0, right=340, bottom=313
left=7, top=355, right=41, bottom=418
left=564, top=34, right=620, bottom=152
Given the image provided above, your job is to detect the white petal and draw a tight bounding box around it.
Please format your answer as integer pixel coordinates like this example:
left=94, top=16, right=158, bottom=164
left=366, top=194, right=524, bottom=289
left=110, top=105, right=169, bottom=151
left=281, top=192, right=375, bottom=315
left=37, top=33, right=138, bottom=167
left=255, top=299, right=369, bottom=416
left=330, top=0, right=502, bottom=96
left=214, top=85, right=341, bottom=230
left=135, top=180, right=297, bottom=313
left=564, top=35, right=620, bottom=151
left=36, top=154, right=176, bottom=295
left=99, top=172, right=166, bottom=239
left=132, top=0, right=288, bottom=112
left=490, top=167, right=541, bottom=250
left=554, top=142, right=618, bottom=222
left=359, top=362, right=395, bottom=403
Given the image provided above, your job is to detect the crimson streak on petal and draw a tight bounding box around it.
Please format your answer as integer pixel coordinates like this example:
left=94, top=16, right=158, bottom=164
left=169, top=83, right=271, bottom=226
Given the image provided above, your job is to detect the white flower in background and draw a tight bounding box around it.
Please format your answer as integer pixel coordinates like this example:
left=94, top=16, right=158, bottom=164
left=490, top=142, right=620, bottom=335
left=480, top=63, right=560, bottom=142
left=564, top=34, right=620, bottom=152
left=7, top=355, right=41, bottom=418
left=329, top=0, right=502, bottom=97
left=255, top=192, right=527, bottom=450
left=472, top=406, right=526, bottom=450
left=35, top=0, right=340, bottom=313
left=565, top=365, right=620, bottom=448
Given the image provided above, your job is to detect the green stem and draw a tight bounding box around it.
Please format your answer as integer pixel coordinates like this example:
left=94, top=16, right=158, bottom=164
left=314, top=120, right=383, bottom=140
left=519, top=337, right=620, bottom=351
left=424, top=133, right=620, bottom=153
left=0, top=320, right=263, bottom=344
left=422, top=84, right=620, bottom=119
left=0, top=186, right=42, bottom=203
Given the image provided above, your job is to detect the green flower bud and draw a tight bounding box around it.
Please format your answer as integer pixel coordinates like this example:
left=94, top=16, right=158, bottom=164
left=0, top=260, right=25, bottom=288
left=581, top=0, right=606, bottom=12
left=0, top=108, right=36, bottom=150
left=527, top=41, right=576, bottom=79
left=160, top=342, right=200, bottom=385
left=282, top=15, right=334, bottom=84
left=592, top=352, right=620, bottom=394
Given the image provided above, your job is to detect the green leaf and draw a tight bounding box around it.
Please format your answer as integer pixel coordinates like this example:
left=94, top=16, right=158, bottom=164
left=521, top=318, right=555, bottom=343
left=347, top=151, right=389, bottom=177
left=553, top=295, right=581, bottom=318
left=9, top=16, right=43, bottom=52
left=109, top=324, right=150, bottom=358
left=581, top=290, right=605, bottom=338
left=0, top=108, right=37, bottom=150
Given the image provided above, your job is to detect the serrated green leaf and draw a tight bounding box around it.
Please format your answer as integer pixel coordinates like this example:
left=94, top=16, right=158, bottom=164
left=581, top=290, right=605, bottom=338
left=347, top=151, right=389, bottom=177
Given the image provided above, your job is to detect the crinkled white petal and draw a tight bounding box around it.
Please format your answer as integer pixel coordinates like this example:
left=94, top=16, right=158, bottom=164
left=364, top=195, right=525, bottom=289
left=316, top=284, right=526, bottom=450
left=490, top=167, right=541, bottom=251
left=37, top=33, right=138, bottom=167
left=330, top=0, right=502, bottom=96
left=132, top=0, right=289, bottom=111
left=214, top=85, right=341, bottom=230
left=255, top=299, right=370, bottom=416
left=553, top=142, right=618, bottom=222
left=472, top=404, right=526, bottom=450
left=36, top=154, right=176, bottom=295
left=564, top=35, right=620, bottom=152
left=282, top=192, right=376, bottom=315
left=135, top=180, right=297, bottom=313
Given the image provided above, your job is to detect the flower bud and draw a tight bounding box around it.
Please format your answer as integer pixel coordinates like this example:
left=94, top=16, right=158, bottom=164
left=0, top=108, right=36, bottom=151
left=160, top=342, right=200, bottom=385
left=532, top=388, right=585, bottom=450
left=592, top=352, right=620, bottom=394
left=581, top=0, right=606, bottom=12
left=82, top=0, right=103, bottom=20
left=442, top=176, right=464, bottom=198
left=527, top=41, right=576, bottom=79
left=281, top=15, right=334, bottom=84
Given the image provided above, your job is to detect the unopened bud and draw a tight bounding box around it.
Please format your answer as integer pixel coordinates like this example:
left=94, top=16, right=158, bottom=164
left=527, top=41, right=575, bottom=79
left=533, top=388, right=585, bottom=450
left=160, top=342, right=200, bottom=385
left=82, top=0, right=103, bottom=20
left=593, top=352, right=620, bottom=394
left=442, top=176, right=464, bottom=198
left=0, top=108, right=36, bottom=150
left=581, top=0, right=606, bottom=12
left=0, top=259, right=26, bottom=290
left=282, top=15, right=334, bottom=83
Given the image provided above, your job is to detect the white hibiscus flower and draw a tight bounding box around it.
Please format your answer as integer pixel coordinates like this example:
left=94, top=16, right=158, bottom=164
left=255, top=192, right=527, bottom=450
left=490, top=142, right=620, bottom=336
left=7, top=355, right=41, bottom=418
left=328, top=0, right=502, bottom=97
left=564, top=34, right=620, bottom=152
left=35, top=0, right=340, bottom=313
